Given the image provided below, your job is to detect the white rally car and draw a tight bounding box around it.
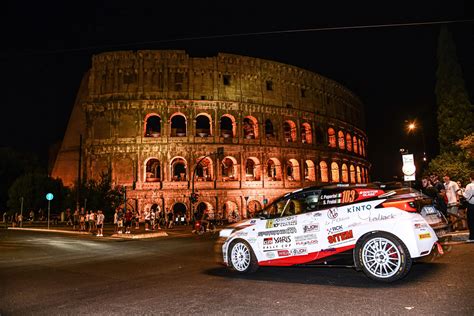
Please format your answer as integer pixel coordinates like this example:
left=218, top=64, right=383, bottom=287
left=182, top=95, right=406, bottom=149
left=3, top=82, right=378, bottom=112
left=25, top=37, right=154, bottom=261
left=219, top=183, right=444, bottom=282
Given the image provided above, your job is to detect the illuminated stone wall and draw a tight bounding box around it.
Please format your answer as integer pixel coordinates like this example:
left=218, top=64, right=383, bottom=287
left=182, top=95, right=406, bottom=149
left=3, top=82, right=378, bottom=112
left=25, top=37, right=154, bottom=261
left=53, top=50, right=370, bottom=221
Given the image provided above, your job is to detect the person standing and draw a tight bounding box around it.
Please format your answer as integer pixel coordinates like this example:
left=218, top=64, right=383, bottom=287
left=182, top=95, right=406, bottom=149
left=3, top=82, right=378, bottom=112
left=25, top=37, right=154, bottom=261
left=167, top=210, right=174, bottom=229
left=144, top=209, right=150, bottom=231
left=125, top=209, right=133, bottom=234
left=134, top=210, right=140, bottom=229
left=463, top=172, right=474, bottom=242
left=113, top=209, right=119, bottom=233
left=89, top=210, right=96, bottom=232
left=96, top=210, right=105, bottom=237
left=444, top=174, right=460, bottom=229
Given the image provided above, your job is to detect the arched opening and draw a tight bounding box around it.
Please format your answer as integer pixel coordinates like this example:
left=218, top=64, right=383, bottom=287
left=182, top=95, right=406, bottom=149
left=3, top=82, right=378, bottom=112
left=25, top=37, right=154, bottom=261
left=283, top=120, right=297, bottom=142
left=346, top=133, right=352, bottom=152
left=331, top=162, right=340, bottom=183
left=338, top=131, right=345, bottom=150
left=245, top=157, right=260, bottom=181
left=287, top=159, right=300, bottom=181
left=361, top=140, right=366, bottom=157
left=243, top=116, right=258, bottom=139
left=196, top=201, right=214, bottom=220
left=144, top=114, right=161, bottom=137
left=342, top=163, right=349, bottom=183
left=304, top=160, right=316, bottom=181
left=170, top=157, right=187, bottom=181
left=247, top=200, right=262, bottom=218
left=170, top=114, right=187, bottom=137
left=195, top=157, right=213, bottom=181
left=353, top=136, right=359, bottom=154
left=356, top=166, right=362, bottom=183
left=358, top=139, right=362, bottom=156
left=220, top=114, right=235, bottom=138
left=301, top=123, right=313, bottom=144
left=172, top=202, right=187, bottom=225
left=145, top=158, right=161, bottom=182
left=315, top=126, right=324, bottom=144
left=265, top=119, right=275, bottom=139
left=328, top=128, right=336, bottom=148
left=195, top=114, right=212, bottom=137
left=222, top=156, right=238, bottom=180
left=350, top=165, right=356, bottom=183
left=223, top=201, right=240, bottom=223
left=266, top=158, right=282, bottom=181
left=320, top=161, right=328, bottom=182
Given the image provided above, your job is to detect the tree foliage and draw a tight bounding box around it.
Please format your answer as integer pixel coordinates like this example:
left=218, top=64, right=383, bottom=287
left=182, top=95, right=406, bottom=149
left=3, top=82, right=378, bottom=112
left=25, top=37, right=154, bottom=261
left=435, top=26, right=474, bottom=153
left=0, top=148, right=41, bottom=210
left=71, top=172, right=125, bottom=219
left=7, top=173, right=70, bottom=215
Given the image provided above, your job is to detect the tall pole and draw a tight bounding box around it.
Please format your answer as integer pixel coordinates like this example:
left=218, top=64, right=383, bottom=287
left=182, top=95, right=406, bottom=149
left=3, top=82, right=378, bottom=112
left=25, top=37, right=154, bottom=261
left=76, top=134, right=83, bottom=212
left=20, top=197, right=24, bottom=227
left=47, top=200, right=51, bottom=230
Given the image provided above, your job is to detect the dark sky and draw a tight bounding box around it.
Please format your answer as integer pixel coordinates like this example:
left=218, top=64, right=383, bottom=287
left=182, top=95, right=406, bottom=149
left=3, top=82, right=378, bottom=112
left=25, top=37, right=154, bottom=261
left=2, top=1, right=473, bottom=181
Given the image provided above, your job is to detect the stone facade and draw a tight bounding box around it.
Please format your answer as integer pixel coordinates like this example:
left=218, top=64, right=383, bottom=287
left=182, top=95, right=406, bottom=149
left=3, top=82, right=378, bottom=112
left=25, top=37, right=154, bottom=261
left=52, top=50, right=370, bottom=221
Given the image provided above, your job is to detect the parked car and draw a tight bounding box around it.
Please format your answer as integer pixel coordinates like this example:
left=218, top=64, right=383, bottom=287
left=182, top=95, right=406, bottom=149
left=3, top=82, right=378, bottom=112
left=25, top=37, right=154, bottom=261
left=218, top=182, right=445, bottom=282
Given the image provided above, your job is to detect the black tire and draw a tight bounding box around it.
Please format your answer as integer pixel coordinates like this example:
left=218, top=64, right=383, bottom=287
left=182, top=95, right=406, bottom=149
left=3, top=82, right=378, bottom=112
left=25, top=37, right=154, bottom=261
left=355, top=232, right=412, bottom=282
left=227, top=239, right=259, bottom=273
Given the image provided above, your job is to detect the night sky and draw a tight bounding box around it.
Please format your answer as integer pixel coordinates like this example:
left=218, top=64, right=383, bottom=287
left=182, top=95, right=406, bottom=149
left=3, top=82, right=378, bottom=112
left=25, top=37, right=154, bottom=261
left=3, top=1, right=473, bottom=181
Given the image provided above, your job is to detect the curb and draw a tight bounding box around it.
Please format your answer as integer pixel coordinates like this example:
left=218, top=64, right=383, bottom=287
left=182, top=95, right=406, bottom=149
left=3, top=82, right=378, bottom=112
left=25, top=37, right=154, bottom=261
left=110, top=232, right=168, bottom=239
left=8, top=227, right=93, bottom=235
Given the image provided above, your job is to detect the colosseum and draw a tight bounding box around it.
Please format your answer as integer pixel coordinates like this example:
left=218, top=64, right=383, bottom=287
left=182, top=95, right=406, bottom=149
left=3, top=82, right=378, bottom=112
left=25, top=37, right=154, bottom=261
left=52, top=50, right=370, bottom=222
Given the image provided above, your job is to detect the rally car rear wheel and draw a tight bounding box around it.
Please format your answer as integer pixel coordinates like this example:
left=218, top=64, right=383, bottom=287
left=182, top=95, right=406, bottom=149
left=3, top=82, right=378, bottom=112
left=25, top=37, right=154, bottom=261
left=228, top=239, right=258, bottom=273
left=356, top=232, right=412, bottom=282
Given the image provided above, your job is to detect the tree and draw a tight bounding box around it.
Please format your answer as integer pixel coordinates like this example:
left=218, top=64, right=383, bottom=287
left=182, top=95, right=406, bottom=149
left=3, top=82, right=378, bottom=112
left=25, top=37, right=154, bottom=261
left=7, top=173, right=70, bottom=215
left=0, top=148, right=41, bottom=210
left=435, top=26, right=474, bottom=153
left=71, top=172, right=125, bottom=220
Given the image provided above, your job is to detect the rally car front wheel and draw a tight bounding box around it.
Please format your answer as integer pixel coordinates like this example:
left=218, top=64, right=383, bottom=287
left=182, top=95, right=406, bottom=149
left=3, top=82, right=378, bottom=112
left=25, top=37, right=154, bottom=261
left=355, top=232, right=412, bottom=282
left=228, top=239, right=259, bottom=273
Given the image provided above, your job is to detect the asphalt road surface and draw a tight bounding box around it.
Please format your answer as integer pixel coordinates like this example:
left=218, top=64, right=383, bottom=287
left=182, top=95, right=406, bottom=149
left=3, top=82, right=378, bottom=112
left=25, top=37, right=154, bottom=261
left=0, top=229, right=473, bottom=315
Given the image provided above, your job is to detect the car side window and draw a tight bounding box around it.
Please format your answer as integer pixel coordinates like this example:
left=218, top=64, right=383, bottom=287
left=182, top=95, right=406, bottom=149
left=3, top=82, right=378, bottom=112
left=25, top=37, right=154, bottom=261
left=292, top=190, right=321, bottom=214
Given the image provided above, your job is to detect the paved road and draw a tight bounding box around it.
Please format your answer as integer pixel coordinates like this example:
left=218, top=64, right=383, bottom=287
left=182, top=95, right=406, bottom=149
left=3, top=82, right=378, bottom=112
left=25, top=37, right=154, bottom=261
left=0, top=229, right=473, bottom=315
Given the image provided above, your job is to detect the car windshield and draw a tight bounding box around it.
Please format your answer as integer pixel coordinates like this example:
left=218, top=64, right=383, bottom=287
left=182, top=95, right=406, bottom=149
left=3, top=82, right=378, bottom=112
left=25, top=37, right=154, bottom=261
left=255, top=190, right=321, bottom=219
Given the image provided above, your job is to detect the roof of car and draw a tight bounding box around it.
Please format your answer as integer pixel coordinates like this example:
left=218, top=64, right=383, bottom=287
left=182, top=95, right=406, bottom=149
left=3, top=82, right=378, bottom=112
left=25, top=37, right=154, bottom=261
left=289, top=182, right=406, bottom=195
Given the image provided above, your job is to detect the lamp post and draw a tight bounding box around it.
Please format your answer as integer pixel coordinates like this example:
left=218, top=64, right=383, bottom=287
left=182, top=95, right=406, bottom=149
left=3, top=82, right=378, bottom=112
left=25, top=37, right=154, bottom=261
left=406, top=120, right=427, bottom=163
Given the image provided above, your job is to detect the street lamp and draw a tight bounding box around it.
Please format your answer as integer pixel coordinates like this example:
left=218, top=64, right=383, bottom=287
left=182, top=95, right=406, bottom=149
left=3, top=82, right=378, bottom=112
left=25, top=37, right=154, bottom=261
left=405, top=120, right=427, bottom=162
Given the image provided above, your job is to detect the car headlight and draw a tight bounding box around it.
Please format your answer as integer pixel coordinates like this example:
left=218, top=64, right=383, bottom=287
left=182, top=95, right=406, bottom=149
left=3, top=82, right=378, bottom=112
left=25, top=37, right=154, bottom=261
left=219, top=228, right=234, bottom=238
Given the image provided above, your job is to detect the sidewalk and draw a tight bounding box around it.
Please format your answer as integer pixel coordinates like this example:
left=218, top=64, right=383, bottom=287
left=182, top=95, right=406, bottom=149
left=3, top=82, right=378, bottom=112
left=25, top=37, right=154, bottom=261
left=1, top=221, right=197, bottom=239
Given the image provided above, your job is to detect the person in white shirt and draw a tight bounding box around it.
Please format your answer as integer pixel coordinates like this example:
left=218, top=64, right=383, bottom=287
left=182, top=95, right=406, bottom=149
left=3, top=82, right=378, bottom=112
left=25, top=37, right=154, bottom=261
left=444, top=175, right=461, bottom=230
left=462, top=172, right=474, bottom=242
left=96, top=210, right=105, bottom=237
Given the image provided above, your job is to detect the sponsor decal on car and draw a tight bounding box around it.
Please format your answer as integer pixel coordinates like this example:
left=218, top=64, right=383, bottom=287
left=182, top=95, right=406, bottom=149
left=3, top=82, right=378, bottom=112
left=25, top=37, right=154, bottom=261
left=326, top=225, right=343, bottom=234
left=265, top=252, right=276, bottom=259
left=249, top=219, right=257, bottom=224
left=418, top=233, right=432, bottom=240
left=355, top=189, right=384, bottom=201
left=346, top=204, right=372, bottom=213
left=235, top=232, right=248, bottom=237
left=303, top=223, right=320, bottom=233
left=277, top=250, right=290, bottom=257
left=258, top=227, right=297, bottom=237
left=414, top=223, right=428, bottom=229
left=327, top=208, right=338, bottom=219
left=247, top=237, right=257, bottom=244
left=265, top=216, right=297, bottom=229
left=327, top=230, right=354, bottom=244
left=368, top=213, right=395, bottom=222
left=325, top=216, right=350, bottom=226
left=290, top=248, right=308, bottom=256
left=263, top=236, right=292, bottom=250
left=295, top=234, right=318, bottom=246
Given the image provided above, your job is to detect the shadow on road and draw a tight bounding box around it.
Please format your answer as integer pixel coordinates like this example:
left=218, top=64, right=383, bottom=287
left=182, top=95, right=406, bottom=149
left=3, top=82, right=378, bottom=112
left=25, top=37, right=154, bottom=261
left=204, top=261, right=446, bottom=288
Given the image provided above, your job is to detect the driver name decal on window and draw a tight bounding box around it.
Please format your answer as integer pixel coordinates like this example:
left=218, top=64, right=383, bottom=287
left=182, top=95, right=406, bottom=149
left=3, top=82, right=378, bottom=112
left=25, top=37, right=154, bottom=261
left=320, top=193, right=342, bottom=205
